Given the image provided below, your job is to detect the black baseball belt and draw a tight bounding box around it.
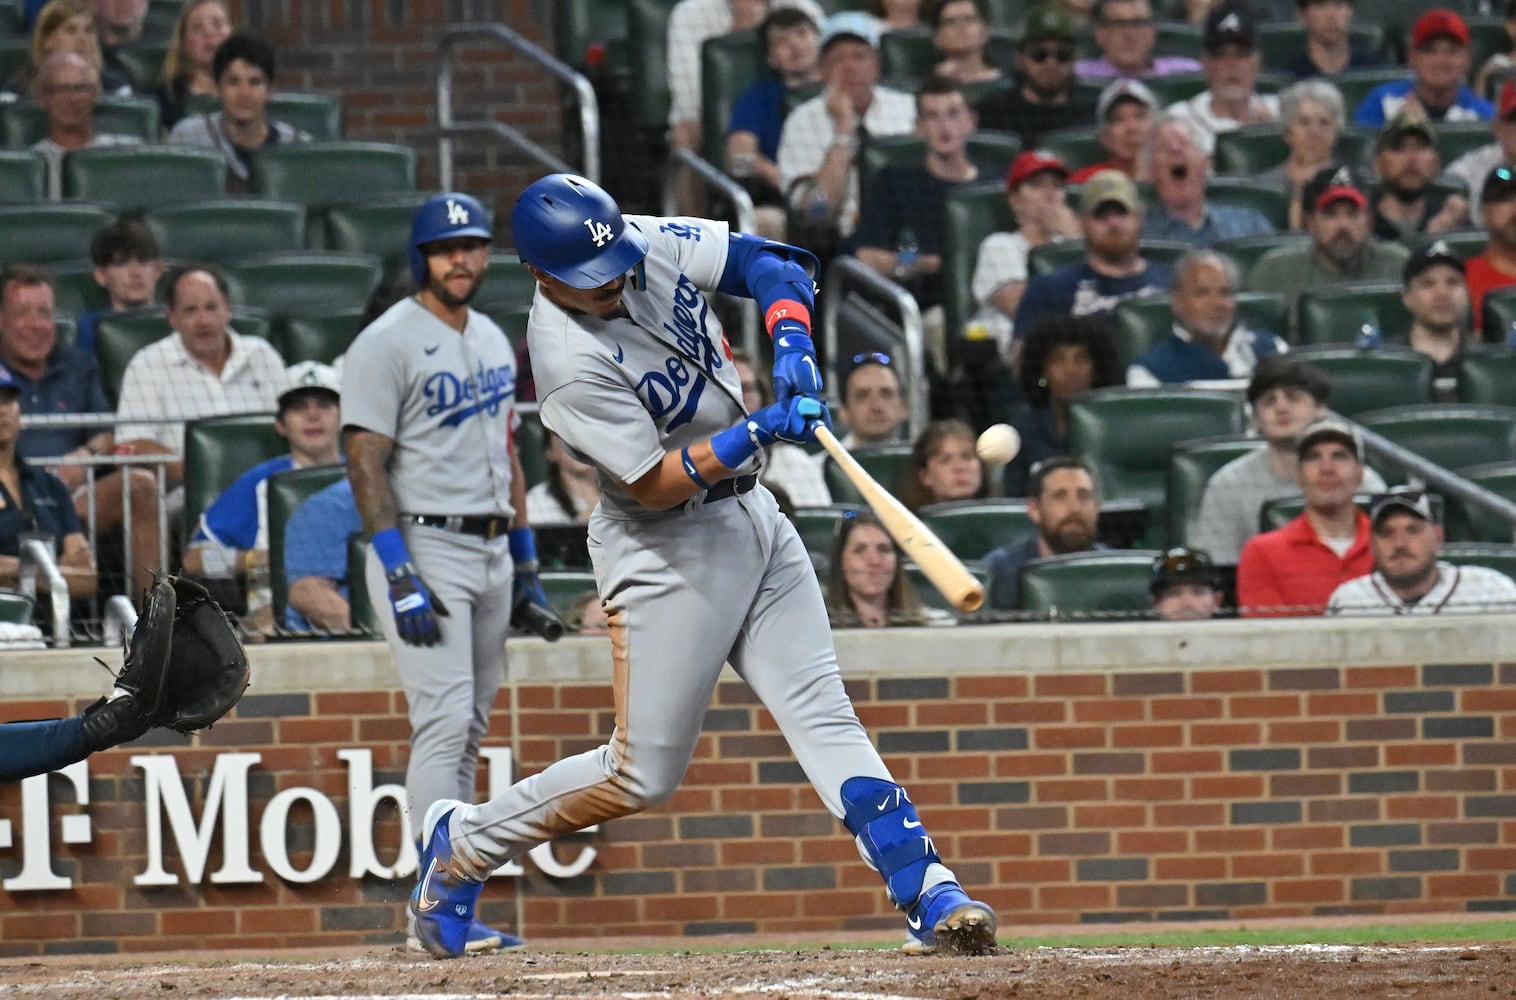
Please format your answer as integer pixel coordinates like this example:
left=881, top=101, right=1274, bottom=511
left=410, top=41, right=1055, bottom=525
left=409, top=514, right=512, bottom=538
left=703, top=474, right=759, bottom=503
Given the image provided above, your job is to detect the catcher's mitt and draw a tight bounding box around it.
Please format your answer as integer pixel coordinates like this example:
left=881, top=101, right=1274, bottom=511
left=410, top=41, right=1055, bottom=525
left=161, top=575, right=250, bottom=733
left=115, top=574, right=177, bottom=716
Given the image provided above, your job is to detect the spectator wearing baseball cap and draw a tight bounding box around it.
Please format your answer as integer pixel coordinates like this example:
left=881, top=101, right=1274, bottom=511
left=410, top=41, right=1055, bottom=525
left=1012, top=169, right=1174, bottom=338
left=1351, top=8, right=1493, bottom=127
left=1326, top=488, right=1516, bottom=615
left=1069, top=77, right=1157, bottom=183
left=1149, top=547, right=1223, bottom=621
left=1290, top=0, right=1388, bottom=80
left=1247, top=165, right=1410, bottom=312
left=776, top=10, right=915, bottom=248
left=1237, top=416, right=1373, bottom=617
left=1193, top=356, right=1387, bottom=564
left=1370, top=113, right=1469, bottom=244
left=969, top=150, right=1081, bottom=348
left=974, top=4, right=1096, bottom=148
left=1075, top=0, right=1200, bottom=81
left=1141, top=114, right=1275, bottom=248
left=1163, top=3, right=1279, bottom=157
left=1445, top=79, right=1516, bottom=222
left=1386, top=241, right=1474, bottom=382
left=1465, top=164, right=1516, bottom=338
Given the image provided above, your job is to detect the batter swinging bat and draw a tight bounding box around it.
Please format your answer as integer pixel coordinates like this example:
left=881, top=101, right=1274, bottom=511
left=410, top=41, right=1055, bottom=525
left=813, top=425, right=985, bottom=614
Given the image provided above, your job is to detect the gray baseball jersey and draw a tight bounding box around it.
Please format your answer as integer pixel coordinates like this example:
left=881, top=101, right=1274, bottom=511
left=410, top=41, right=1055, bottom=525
left=529, top=215, right=761, bottom=517
left=342, top=298, right=518, bottom=518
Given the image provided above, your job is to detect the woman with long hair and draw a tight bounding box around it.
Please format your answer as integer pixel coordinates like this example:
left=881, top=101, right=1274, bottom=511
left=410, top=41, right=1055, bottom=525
left=152, top=0, right=231, bottom=130
left=899, top=418, right=989, bottom=512
left=524, top=429, right=601, bottom=524
left=824, top=511, right=930, bottom=628
left=2, top=0, right=129, bottom=98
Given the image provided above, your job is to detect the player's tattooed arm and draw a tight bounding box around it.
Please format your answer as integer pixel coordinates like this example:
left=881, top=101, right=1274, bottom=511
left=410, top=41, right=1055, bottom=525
left=344, top=428, right=400, bottom=537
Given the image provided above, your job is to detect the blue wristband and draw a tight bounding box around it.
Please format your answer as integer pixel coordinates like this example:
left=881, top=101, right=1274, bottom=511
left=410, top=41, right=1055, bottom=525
left=709, top=421, right=759, bottom=471
left=508, top=525, right=537, bottom=565
left=371, top=527, right=411, bottom=575
left=681, top=446, right=715, bottom=489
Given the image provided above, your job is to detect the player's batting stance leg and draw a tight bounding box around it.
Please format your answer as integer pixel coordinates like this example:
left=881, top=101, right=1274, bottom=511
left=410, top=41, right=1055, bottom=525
left=407, top=173, right=996, bottom=959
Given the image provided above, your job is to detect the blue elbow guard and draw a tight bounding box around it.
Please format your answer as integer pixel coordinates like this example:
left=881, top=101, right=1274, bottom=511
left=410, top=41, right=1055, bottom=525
left=841, top=776, right=941, bottom=909
left=719, top=231, right=819, bottom=306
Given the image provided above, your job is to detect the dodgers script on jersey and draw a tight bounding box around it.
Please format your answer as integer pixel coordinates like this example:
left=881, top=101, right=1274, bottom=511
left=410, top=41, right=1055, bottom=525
left=342, top=298, right=518, bottom=516
left=527, top=214, right=754, bottom=516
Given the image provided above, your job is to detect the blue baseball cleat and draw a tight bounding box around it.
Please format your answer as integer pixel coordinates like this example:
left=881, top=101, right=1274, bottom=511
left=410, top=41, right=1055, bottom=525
left=409, top=799, right=485, bottom=959
left=903, top=882, right=998, bottom=956
left=407, top=919, right=525, bottom=955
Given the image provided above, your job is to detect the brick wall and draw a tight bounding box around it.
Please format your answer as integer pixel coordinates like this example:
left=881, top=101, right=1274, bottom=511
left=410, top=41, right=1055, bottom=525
left=3, top=637, right=1515, bottom=956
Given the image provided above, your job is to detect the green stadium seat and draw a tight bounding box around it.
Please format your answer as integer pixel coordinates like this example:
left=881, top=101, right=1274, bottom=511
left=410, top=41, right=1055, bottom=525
left=224, top=251, right=384, bottom=325
left=791, top=505, right=862, bottom=566
left=62, top=144, right=225, bottom=209
left=905, top=561, right=990, bottom=620
left=1018, top=550, right=1161, bottom=620
left=1357, top=404, right=1516, bottom=485
left=0, top=203, right=114, bottom=266
left=1333, top=68, right=1412, bottom=114
left=49, top=260, right=106, bottom=315
left=1068, top=387, right=1247, bottom=546
left=919, top=499, right=1032, bottom=562
left=1166, top=435, right=1264, bottom=550
left=267, top=463, right=348, bottom=629
left=1029, top=238, right=1191, bottom=278
left=1432, top=123, right=1495, bottom=170
left=250, top=141, right=417, bottom=206
left=1458, top=349, right=1516, bottom=407
left=0, top=94, right=161, bottom=147
left=1154, top=21, right=1202, bottom=59
left=472, top=252, right=541, bottom=316
left=941, top=181, right=1013, bottom=342
left=1254, top=22, right=1386, bottom=74
left=627, top=0, right=677, bottom=130
left=555, top=0, right=632, bottom=70
left=346, top=534, right=381, bottom=636
left=1440, top=542, right=1516, bottom=578
left=860, top=131, right=1021, bottom=208
left=272, top=307, right=366, bottom=366
left=0, top=591, right=33, bottom=624
left=1295, top=282, right=1409, bottom=346
left=95, top=308, right=271, bottom=406
left=1036, top=126, right=1104, bottom=174
left=113, top=40, right=167, bottom=91
left=700, top=29, right=764, bottom=164
left=1205, top=178, right=1289, bottom=230
left=879, top=27, right=933, bottom=80
left=1112, top=292, right=1288, bottom=373
left=1218, top=232, right=1309, bottom=276
left=1467, top=16, right=1511, bottom=77
left=0, top=39, right=24, bottom=90
left=1480, top=288, right=1516, bottom=346
left=1443, top=462, right=1516, bottom=543
left=538, top=568, right=600, bottom=621
left=319, top=193, right=434, bottom=275
left=1141, top=73, right=1208, bottom=107
left=182, top=413, right=286, bottom=546
left=1412, top=228, right=1490, bottom=262
left=1259, top=493, right=1376, bottom=533
left=824, top=444, right=914, bottom=506
left=146, top=200, right=308, bottom=262
left=0, top=149, right=44, bottom=201
left=267, top=92, right=343, bottom=140
left=1290, top=345, right=1434, bottom=417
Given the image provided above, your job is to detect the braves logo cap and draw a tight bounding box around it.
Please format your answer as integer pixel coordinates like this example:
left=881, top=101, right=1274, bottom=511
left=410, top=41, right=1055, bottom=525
left=1403, top=239, right=1464, bottom=284
left=1302, top=164, right=1367, bottom=214
left=1203, top=3, right=1254, bottom=52
left=1370, top=488, right=1438, bottom=526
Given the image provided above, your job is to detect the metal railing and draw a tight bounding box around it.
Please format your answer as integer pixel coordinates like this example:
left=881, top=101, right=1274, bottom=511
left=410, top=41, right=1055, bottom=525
left=820, top=256, right=929, bottom=441
left=1358, top=422, right=1516, bottom=542
left=660, top=148, right=761, bottom=361
left=435, top=22, right=600, bottom=189
left=17, top=535, right=69, bottom=647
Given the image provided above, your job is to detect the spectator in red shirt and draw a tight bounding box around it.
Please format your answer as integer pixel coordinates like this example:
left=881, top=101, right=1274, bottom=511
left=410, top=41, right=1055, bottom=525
left=1466, top=163, right=1516, bottom=339
left=1237, top=417, right=1372, bottom=617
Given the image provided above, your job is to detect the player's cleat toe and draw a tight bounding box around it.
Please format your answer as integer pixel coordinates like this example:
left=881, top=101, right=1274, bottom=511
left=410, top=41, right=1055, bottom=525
left=903, top=882, right=998, bottom=956
left=409, top=799, right=484, bottom=959
left=406, top=920, right=523, bottom=955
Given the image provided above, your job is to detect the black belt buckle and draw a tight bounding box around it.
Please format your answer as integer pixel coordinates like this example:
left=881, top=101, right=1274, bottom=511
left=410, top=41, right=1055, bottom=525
left=704, top=474, right=759, bottom=504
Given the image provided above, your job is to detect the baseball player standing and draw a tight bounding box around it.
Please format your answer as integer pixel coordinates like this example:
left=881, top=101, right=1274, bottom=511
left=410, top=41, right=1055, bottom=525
left=343, top=193, right=544, bottom=954
left=407, top=173, right=996, bottom=959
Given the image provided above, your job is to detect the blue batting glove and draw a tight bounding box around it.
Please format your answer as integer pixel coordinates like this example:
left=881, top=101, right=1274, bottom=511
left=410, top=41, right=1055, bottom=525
left=384, top=562, right=449, bottom=646
left=771, top=326, right=822, bottom=404
left=507, top=527, right=548, bottom=612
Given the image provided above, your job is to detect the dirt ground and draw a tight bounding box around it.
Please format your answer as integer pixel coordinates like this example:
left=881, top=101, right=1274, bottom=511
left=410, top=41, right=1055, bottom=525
left=3, top=938, right=1515, bottom=999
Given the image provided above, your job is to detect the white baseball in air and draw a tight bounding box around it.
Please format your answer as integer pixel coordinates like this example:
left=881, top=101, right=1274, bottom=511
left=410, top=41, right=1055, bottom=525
left=975, top=423, right=1021, bottom=465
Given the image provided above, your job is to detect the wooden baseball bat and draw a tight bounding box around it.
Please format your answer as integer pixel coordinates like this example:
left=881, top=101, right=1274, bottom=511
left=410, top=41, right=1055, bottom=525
left=813, top=425, right=985, bottom=614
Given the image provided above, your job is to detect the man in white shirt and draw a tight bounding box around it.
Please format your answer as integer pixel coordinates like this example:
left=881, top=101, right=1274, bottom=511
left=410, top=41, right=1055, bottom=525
left=777, top=11, right=915, bottom=245
left=1445, top=79, right=1516, bottom=222
left=115, top=265, right=286, bottom=491
left=1327, top=490, right=1516, bottom=615
left=1163, top=3, right=1278, bottom=158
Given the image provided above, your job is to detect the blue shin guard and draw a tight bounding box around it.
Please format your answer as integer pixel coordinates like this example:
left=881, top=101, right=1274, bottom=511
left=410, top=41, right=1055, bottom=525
left=840, top=777, right=938, bottom=909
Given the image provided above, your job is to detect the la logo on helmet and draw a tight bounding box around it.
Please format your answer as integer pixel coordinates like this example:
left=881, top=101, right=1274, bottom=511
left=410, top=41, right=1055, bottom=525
left=584, top=218, right=614, bottom=247
left=446, top=199, right=470, bottom=225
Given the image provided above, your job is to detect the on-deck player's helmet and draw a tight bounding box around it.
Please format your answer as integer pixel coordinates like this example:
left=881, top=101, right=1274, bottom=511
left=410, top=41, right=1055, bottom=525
left=511, top=173, right=650, bottom=289
left=409, top=192, right=493, bottom=285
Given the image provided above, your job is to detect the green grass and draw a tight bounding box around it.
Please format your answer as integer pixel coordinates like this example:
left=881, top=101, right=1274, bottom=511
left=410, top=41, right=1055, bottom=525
left=996, top=921, right=1516, bottom=949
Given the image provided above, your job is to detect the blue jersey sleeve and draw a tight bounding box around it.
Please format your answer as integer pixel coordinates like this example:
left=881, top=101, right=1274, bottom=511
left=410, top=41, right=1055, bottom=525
left=284, top=479, right=361, bottom=585
left=194, top=456, right=293, bottom=549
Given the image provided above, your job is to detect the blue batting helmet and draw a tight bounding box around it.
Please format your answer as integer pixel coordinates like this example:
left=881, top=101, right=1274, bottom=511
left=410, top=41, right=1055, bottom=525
left=409, top=192, right=493, bottom=285
left=511, top=173, right=649, bottom=288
